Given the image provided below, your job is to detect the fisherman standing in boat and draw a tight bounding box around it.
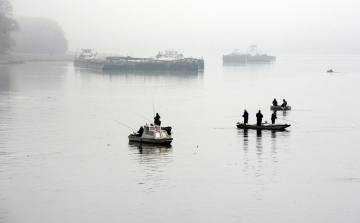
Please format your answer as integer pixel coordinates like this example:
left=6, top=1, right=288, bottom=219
left=242, top=109, right=249, bottom=124
left=154, top=113, right=161, bottom=126
left=272, top=98, right=278, bottom=106
left=281, top=99, right=287, bottom=107
left=271, top=111, right=277, bottom=124
left=256, top=110, right=263, bottom=126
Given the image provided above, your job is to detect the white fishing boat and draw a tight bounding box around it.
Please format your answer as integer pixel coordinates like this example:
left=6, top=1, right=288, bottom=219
left=128, top=123, right=173, bottom=145
left=237, top=122, right=291, bottom=130
left=270, top=105, right=291, bottom=110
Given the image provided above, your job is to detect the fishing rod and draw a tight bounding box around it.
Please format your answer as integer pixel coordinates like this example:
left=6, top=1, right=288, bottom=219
left=132, top=112, right=152, bottom=122
left=277, top=117, right=300, bottom=124
left=152, top=95, right=155, bottom=117
left=226, top=115, right=242, bottom=118
left=111, top=119, right=137, bottom=131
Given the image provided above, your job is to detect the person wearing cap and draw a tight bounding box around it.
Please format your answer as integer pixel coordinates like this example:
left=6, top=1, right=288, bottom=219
left=256, top=110, right=263, bottom=126
left=272, top=98, right=278, bottom=106
left=242, top=109, right=249, bottom=124
left=271, top=110, right=277, bottom=124
left=281, top=99, right=287, bottom=107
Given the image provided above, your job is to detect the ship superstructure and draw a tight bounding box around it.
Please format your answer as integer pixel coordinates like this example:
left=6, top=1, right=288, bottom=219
left=223, top=45, right=276, bottom=63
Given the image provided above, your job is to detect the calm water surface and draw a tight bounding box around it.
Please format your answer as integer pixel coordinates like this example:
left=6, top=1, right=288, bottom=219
left=1, top=55, right=360, bottom=222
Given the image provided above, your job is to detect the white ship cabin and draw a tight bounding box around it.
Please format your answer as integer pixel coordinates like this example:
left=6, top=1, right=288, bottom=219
left=230, top=49, right=242, bottom=55
left=248, top=45, right=261, bottom=56
left=156, top=49, right=184, bottom=60
left=142, top=124, right=170, bottom=139
left=77, top=48, right=97, bottom=60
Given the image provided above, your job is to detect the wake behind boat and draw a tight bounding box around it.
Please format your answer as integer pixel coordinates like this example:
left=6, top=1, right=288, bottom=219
left=237, top=122, right=290, bottom=130
left=128, top=123, right=173, bottom=145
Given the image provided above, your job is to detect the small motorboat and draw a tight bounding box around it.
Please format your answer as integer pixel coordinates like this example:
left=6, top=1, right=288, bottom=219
left=129, top=123, right=173, bottom=145
left=270, top=105, right=291, bottom=110
left=327, top=69, right=334, bottom=73
left=237, top=122, right=290, bottom=130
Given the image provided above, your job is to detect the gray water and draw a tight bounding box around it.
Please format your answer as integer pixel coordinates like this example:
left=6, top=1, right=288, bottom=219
left=1, top=55, right=360, bottom=223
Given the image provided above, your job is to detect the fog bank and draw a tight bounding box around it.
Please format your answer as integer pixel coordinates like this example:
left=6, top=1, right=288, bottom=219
left=10, top=0, right=360, bottom=56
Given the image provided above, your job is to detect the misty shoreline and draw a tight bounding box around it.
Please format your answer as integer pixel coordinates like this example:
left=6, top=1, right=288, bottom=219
left=0, top=53, right=73, bottom=64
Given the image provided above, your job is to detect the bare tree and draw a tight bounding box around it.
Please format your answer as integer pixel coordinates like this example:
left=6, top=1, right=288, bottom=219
left=0, top=0, right=18, bottom=54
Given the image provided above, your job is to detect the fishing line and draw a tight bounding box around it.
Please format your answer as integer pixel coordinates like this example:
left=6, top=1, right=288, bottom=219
left=277, top=117, right=300, bottom=124
left=132, top=112, right=152, bottom=122
left=111, top=119, right=137, bottom=131
left=152, top=95, right=155, bottom=117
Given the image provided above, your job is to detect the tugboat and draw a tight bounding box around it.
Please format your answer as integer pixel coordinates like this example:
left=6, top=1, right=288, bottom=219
left=128, top=123, right=173, bottom=145
left=237, top=122, right=290, bottom=130
left=74, top=48, right=104, bottom=69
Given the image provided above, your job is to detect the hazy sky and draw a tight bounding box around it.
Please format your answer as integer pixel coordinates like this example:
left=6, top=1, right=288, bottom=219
left=10, top=0, right=360, bottom=56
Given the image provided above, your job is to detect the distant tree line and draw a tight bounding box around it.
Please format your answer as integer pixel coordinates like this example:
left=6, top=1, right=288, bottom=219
left=0, top=0, right=68, bottom=55
left=0, top=0, right=18, bottom=54
left=12, top=16, right=68, bottom=54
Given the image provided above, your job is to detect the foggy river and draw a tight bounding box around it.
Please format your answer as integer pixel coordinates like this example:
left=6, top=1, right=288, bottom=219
left=1, top=55, right=360, bottom=222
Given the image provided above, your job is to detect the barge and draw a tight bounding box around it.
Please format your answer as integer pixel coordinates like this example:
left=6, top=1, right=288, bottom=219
left=74, top=49, right=204, bottom=71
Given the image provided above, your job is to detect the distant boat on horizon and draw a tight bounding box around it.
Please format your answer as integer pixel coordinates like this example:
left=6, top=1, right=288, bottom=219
left=223, top=45, right=276, bottom=63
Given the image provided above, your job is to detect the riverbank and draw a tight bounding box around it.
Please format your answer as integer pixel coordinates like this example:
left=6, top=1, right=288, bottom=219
left=0, top=53, right=73, bottom=64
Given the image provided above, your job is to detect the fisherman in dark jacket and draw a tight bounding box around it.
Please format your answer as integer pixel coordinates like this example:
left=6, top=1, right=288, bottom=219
left=136, top=126, right=144, bottom=137
left=256, top=110, right=263, bottom=126
left=272, top=98, right=278, bottom=106
left=242, top=109, right=249, bottom=124
left=154, top=113, right=161, bottom=126
left=281, top=99, right=287, bottom=107
left=271, top=111, right=277, bottom=124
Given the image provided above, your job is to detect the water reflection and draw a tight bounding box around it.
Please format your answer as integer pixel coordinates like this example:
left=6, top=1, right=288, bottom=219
left=0, top=62, right=67, bottom=92
left=128, top=141, right=172, bottom=156
left=0, top=65, right=11, bottom=91
left=75, top=67, right=203, bottom=79
left=256, top=130, right=263, bottom=155
left=237, top=128, right=290, bottom=177
left=128, top=142, right=173, bottom=192
left=242, top=129, right=249, bottom=149
left=223, top=61, right=275, bottom=67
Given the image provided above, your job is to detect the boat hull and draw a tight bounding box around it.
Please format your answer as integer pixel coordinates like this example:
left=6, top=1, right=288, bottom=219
left=270, top=106, right=291, bottom=110
left=237, top=123, right=290, bottom=130
left=74, top=59, right=105, bottom=69
left=223, top=54, right=276, bottom=63
left=128, top=136, right=173, bottom=145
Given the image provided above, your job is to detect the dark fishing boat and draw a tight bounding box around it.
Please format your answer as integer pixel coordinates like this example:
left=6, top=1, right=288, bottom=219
left=236, top=122, right=290, bottom=130
left=270, top=105, right=291, bottom=110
